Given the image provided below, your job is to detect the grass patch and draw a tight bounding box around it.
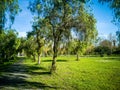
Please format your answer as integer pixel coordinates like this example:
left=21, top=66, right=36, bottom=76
left=22, top=56, right=120, bottom=90
left=0, top=56, right=120, bottom=89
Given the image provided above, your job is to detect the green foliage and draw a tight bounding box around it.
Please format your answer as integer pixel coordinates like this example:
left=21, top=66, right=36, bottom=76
left=116, top=30, right=120, bottom=46
left=0, top=0, right=20, bottom=30
left=94, top=46, right=111, bottom=57
left=24, top=36, right=37, bottom=58
left=27, top=19, right=46, bottom=64
left=0, top=30, right=20, bottom=62
left=113, top=46, right=120, bottom=54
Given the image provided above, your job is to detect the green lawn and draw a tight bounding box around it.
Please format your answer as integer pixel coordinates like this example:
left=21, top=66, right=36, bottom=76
left=21, top=56, right=120, bottom=90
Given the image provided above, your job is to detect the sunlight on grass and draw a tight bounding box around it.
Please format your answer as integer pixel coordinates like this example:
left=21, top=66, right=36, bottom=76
left=21, top=56, right=120, bottom=90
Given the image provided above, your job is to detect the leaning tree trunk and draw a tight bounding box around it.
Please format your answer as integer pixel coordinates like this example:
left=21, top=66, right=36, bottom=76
left=51, top=36, right=58, bottom=73
left=51, top=46, right=57, bottom=73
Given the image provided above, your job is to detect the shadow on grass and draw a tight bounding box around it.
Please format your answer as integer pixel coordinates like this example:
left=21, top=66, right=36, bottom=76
left=42, top=59, right=68, bottom=62
left=0, top=74, right=56, bottom=89
left=103, top=57, right=120, bottom=61
left=0, top=57, right=57, bottom=89
left=28, top=71, right=51, bottom=75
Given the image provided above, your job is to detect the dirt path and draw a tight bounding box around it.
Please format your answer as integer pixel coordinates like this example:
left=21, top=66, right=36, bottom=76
left=0, top=57, right=56, bottom=89
left=0, top=57, right=31, bottom=89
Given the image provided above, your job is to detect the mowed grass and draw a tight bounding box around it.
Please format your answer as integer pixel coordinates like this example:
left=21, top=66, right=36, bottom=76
left=22, top=56, right=120, bottom=90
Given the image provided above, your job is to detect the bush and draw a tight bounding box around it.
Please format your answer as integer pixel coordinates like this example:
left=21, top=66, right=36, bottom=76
left=94, top=46, right=111, bottom=57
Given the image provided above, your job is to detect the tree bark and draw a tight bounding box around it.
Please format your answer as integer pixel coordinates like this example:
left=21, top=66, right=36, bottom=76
left=51, top=54, right=57, bottom=73
left=51, top=44, right=57, bottom=73
left=51, top=35, right=58, bottom=73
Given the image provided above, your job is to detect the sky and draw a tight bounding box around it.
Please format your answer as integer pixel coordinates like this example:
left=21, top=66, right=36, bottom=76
left=11, top=0, right=118, bottom=38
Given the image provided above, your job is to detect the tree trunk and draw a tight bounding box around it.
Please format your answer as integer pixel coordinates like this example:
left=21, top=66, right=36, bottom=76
left=38, top=53, right=41, bottom=64
left=76, top=53, right=79, bottom=61
left=51, top=37, right=57, bottom=73
left=51, top=54, right=57, bottom=73
left=33, top=54, right=36, bottom=62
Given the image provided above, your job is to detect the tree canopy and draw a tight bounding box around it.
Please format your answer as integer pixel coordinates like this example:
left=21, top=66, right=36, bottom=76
left=0, top=0, right=20, bottom=31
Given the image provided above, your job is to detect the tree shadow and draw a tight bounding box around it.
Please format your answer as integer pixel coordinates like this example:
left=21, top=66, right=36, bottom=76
left=103, top=57, right=120, bottom=61
left=0, top=57, right=58, bottom=89
left=28, top=71, right=51, bottom=75
left=42, top=59, right=68, bottom=62
left=0, top=74, right=57, bottom=89
left=26, top=65, right=47, bottom=71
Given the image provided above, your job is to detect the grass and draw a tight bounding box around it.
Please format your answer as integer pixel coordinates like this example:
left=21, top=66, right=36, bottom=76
left=23, top=56, right=120, bottom=90
left=0, top=56, right=120, bottom=89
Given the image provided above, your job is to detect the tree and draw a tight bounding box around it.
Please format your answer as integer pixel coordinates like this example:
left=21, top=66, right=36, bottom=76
left=100, top=39, right=111, bottom=48
left=94, top=46, right=111, bottom=57
left=27, top=18, right=48, bottom=64
left=17, top=37, right=26, bottom=56
left=43, top=41, right=53, bottom=57
left=0, top=30, right=20, bottom=63
left=107, top=33, right=117, bottom=54
left=72, top=7, right=97, bottom=60
left=24, top=36, right=37, bottom=62
left=28, top=0, right=97, bottom=73
left=116, top=30, right=120, bottom=46
left=0, top=0, right=20, bottom=31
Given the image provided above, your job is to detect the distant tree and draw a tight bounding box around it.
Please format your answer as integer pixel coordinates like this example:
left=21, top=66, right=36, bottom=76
left=94, top=46, right=111, bottom=57
left=43, top=41, right=53, bottom=57
left=85, top=45, right=94, bottom=55
left=116, top=31, right=120, bottom=46
left=73, top=9, right=97, bottom=60
left=27, top=18, right=49, bottom=64
left=94, top=39, right=114, bottom=56
left=100, top=39, right=111, bottom=49
left=107, top=33, right=117, bottom=54
left=17, top=37, right=26, bottom=56
left=24, top=36, right=37, bottom=62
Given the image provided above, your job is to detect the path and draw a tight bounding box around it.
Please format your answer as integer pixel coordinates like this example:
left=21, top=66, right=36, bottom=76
left=0, top=57, right=31, bottom=89
left=0, top=57, right=57, bottom=89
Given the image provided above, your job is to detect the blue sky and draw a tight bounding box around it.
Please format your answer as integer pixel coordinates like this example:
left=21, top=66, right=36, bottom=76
left=12, top=0, right=118, bottom=38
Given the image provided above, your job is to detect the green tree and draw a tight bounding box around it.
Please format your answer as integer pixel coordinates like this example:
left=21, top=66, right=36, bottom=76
left=0, top=30, right=20, bottom=62
left=17, top=37, right=26, bottom=56
left=24, top=36, right=37, bottom=62
left=28, top=0, right=97, bottom=73
left=27, top=18, right=48, bottom=64
left=0, top=0, right=20, bottom=31
left=116, top=31, right=120, bottom=46
left=72, top=8, right=97, bottom=60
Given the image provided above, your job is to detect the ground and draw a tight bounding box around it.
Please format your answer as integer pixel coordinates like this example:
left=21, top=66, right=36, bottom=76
left=0, top=56, right=120, bottom=90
